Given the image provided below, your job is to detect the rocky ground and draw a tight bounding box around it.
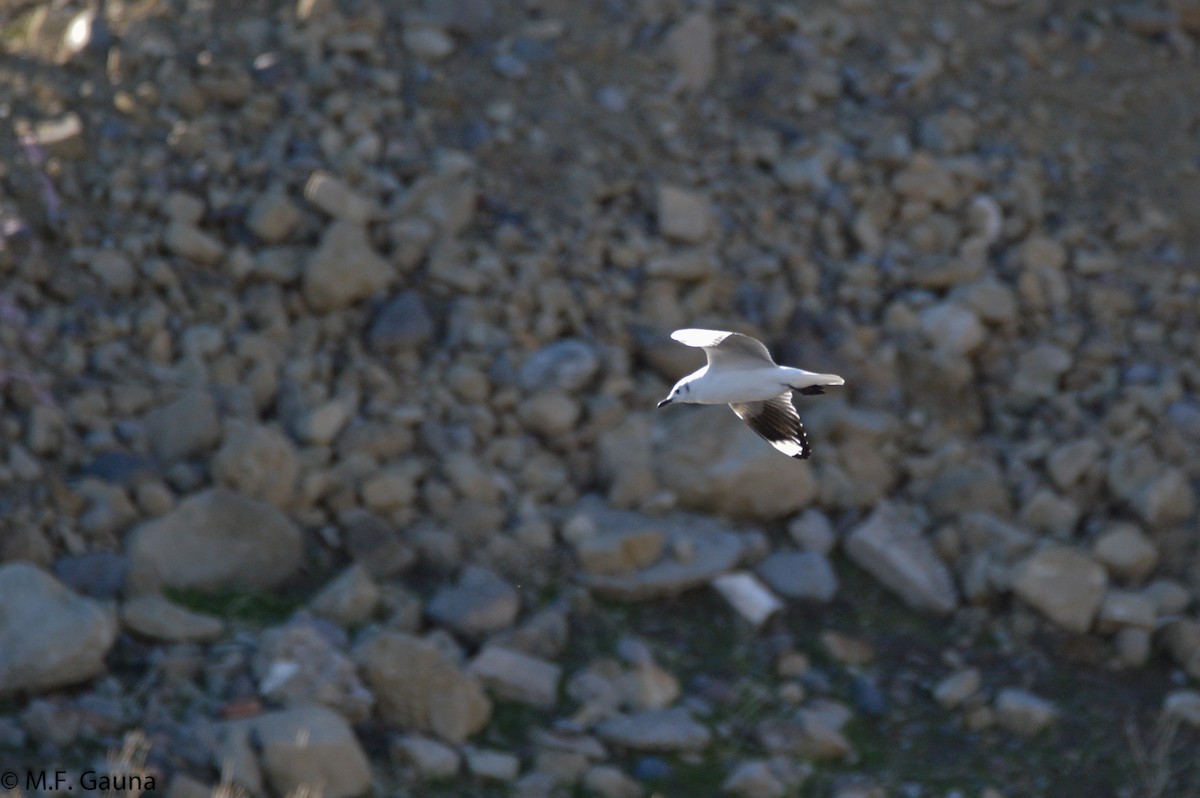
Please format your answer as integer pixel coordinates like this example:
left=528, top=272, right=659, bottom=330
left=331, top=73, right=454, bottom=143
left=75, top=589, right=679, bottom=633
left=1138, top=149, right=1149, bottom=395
left=2, top=0, right=1200, bottom=795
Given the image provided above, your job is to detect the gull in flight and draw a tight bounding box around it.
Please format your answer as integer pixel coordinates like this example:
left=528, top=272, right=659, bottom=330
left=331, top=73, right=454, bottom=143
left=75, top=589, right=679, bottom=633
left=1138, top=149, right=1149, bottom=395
left=656, top=328, right=844, bottom=459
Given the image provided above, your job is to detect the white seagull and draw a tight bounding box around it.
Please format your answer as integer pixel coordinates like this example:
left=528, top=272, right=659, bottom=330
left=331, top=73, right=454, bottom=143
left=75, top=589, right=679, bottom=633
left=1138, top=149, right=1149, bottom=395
left=656, top=328, right=844, bottom=460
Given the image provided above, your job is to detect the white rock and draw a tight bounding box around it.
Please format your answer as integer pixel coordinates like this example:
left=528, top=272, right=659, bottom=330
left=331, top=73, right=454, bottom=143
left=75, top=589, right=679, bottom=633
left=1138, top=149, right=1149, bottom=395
left=994, top=689, right=1057, bottom=736
left=394, top=735, right=460, bottom=779
left=710, top=572, right=784, bottom=626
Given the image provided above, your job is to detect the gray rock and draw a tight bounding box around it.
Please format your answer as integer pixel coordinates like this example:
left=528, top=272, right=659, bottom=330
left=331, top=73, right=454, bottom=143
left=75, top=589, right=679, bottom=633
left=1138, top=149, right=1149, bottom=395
left=1165, top=690, right=1200, bottom=728
left=53, top=552, right=129, bottom=600
left=256, top=620, right=374, bottom=722
left=427, top=566, right=520, bottom=639
left=787, top=509, right=836, bottom=554
left=655, top=407, right=817, bottom=520
left=211, top=421, right=299, bottom=508
left=393, top=735, right=461, bottom=779
left=354, top=631, right=491, bottom=744
left=142, top=390, right=220, bottom=463
left=1011, top=344, right=1072, bottom=402
left=127, top=488, right=303, bottom=593
left=755, top=714, right=853, bottom=760
left=581, top=765, right=644, bottom=798
left=310, top=565, right=380, bottom=627
left=1046, top=439, right=1103, bottom=489
left=369, top=291, right=435, bottom=351
left=164, top=221, right=225, bottom=265
left=1142, top=579, right=1191, bottom=614
left=932, top=668, right=980, bottom=709
left=1132, top=468, right=1194, bottom=529
left=229, top=705, right=372, bottom=798
left=755, top=550, right=838, bottom=603
left=89, top=249, right=137, bottom=295
left=595, top=707, right=711, bottom=752
left=304, top=171, right=378, bottom=224
left=657, top=185, right=711, bottom=242
left=518, top=340, right=600, bottom=393
left=1095, top=590, right=1156, bottom=633
left=246, top=189, right=302, bottom=243
left=994, top=689, right=1057, bottom=736
left=344, top=513, right=417, bottom=578
left=0, top=563, right=117, bottom=694
left=844, top=503, right=958, bottom=615
left=596, top=414, right=658, bottom=509
left=468, top=646, right=561, bottom=708
left=304, top=221, right=394, bottom=312
left=924, top=461, right=1011, bottom=519
left=1115, top=627, right=1152, bottom=668
left=722, top=760, right=786, bottom=798
left=464, top=747, right=521, bottom=781
left=1010, top=546, right=1107, bottom=633
left=121, top=593, right=224, bottom=643
left=666, top=12, right=716, bottom=94
left=1093, top=525, right=1158, bottom=583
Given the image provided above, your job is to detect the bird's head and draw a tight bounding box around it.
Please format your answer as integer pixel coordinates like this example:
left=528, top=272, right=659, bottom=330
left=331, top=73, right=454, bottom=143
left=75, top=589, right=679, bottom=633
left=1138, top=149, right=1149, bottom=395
left=656, top=380, right=689, bottom=408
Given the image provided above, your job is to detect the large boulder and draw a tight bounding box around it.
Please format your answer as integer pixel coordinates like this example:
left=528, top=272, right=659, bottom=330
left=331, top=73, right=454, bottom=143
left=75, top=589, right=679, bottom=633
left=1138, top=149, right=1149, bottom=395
left=127, top=488, right=303, bottom=593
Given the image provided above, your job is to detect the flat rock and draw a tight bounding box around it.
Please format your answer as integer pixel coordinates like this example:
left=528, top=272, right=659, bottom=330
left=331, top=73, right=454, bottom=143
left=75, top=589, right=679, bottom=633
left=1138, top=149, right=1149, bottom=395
left=227, top=705, right=371, bottom=798
left=127, top=488, right=303, bottom=593
left=304, top=221, right=394, bottom=312
left=576, top=503, right=746, bottom=601
left=574, top=527, right=666, bottom=575
left=595, top=707, right=711, bottom=752
left=0, top=563, right=118, bottom=694
left=468, top=646, right=561, bottom=708
left=354, top=631, right=491, bottom=744
left=844, top=503, right=958, bottom=615
left=788, top=509, right=837, bottom=554
left=755, top=550, right=838, bottom=602
left=121, top=593, right=224, bottom=643
left=1010, top=546, right=1107, bottom=633
left=427, top=566, right=519, bottom=639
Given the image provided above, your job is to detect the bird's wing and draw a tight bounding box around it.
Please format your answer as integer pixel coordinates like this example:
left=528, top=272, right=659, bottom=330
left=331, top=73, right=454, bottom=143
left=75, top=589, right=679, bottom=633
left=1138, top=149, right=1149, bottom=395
left=729, top=393, right=811, bottom=460
left=671, top=328, right=775, bottom=368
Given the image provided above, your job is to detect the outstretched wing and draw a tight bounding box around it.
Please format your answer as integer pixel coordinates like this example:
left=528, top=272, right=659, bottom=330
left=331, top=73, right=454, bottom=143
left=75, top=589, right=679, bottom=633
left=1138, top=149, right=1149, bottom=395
left=729, top=393, right=812, bottom=459
left=671, top=328, right=775, bottom=368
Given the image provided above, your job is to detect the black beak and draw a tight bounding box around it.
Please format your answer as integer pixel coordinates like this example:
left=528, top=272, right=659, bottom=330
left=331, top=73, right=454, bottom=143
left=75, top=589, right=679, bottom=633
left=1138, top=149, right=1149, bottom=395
left=657, top=398, right=673, bottom=408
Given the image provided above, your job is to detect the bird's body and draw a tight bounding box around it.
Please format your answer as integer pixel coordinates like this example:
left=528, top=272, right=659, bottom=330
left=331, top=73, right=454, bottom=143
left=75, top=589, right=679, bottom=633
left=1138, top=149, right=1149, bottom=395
left=657, top=328, right=844, bottom=459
